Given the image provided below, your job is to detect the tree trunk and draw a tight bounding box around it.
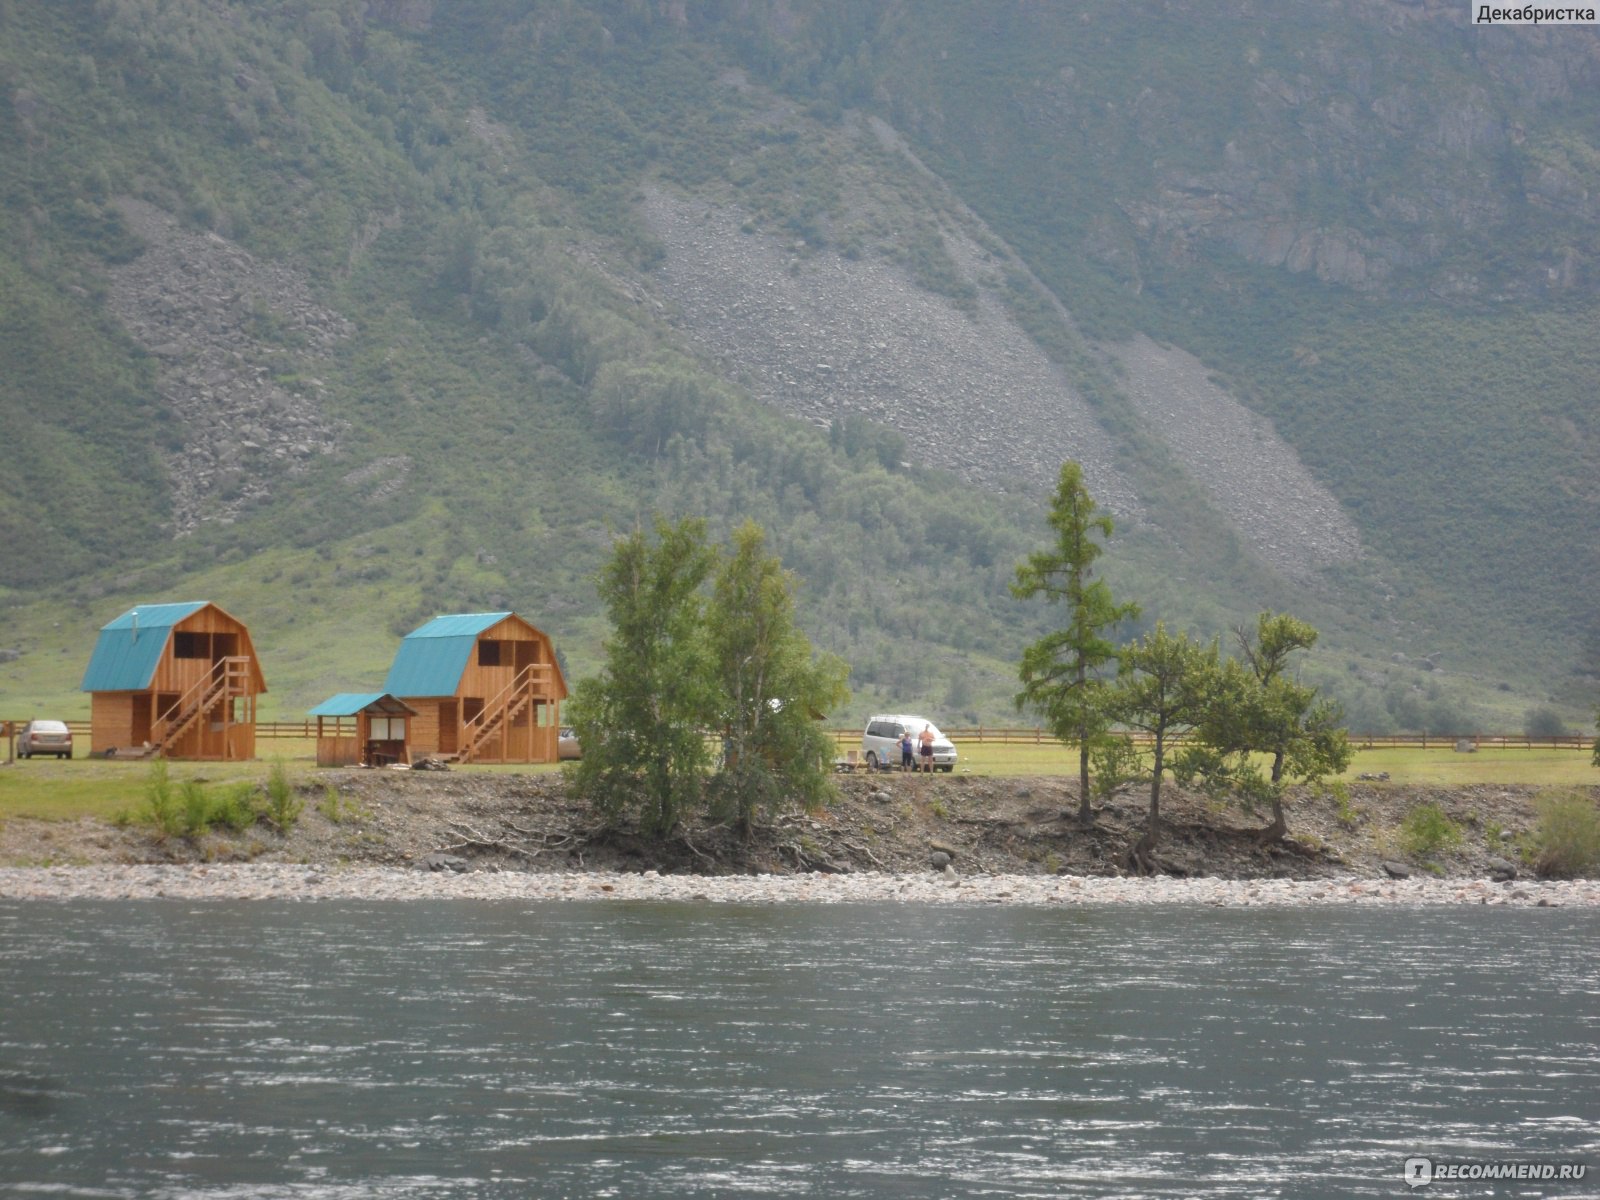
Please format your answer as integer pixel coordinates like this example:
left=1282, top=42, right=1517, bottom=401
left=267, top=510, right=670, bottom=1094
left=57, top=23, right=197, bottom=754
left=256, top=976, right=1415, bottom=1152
left=1256, top=750, right=1288, bottom=842
left=1256, top=792, right=1287, bottom=843
left=1127, top=738, right=1164, bottom=874
left=1076, top=738, right=1093, bottom=825
left=1127, top=820, right=1161, bottom=875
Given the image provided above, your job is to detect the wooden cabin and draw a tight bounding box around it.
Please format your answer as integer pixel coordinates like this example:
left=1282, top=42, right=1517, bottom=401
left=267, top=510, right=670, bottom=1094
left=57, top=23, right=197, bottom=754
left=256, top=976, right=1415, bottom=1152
left=81, top=601, right=266, bottom=760
left=306, top=693, right=416, bottom=768
left=383, top=612, right=567, bottom=763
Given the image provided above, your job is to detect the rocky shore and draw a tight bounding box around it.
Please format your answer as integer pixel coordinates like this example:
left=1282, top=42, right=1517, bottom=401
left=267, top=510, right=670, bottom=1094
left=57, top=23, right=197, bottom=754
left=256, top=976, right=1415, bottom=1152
left=2, top=772, right=1595, bottom=905
left=0, top=861, right=1595, bottom=907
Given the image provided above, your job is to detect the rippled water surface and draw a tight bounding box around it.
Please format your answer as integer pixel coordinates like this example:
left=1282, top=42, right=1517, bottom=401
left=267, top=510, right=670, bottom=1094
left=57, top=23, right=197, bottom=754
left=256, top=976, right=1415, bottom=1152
left=1, top=901, right=1597, bottom=1198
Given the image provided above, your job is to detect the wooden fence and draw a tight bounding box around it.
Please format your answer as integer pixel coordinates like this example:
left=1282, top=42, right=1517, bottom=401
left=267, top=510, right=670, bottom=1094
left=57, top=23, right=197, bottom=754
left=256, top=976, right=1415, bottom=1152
left=4, top=720, right=1593, bottom=752
left=827, top=727, right=1595, bottom=751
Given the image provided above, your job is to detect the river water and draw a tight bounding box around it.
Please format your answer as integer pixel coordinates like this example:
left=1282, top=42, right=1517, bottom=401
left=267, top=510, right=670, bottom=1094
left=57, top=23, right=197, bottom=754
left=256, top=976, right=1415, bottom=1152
left=1, top=901, right=1596, bottom=1198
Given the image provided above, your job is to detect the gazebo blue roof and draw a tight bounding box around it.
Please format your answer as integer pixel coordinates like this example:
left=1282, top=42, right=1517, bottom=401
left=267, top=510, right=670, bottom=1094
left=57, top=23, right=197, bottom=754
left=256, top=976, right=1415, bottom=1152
left=382, top=612, right=512, bottom=697
left=307, top=692, right=416, bottom=718
left=80, top=602, right=209, bottom=692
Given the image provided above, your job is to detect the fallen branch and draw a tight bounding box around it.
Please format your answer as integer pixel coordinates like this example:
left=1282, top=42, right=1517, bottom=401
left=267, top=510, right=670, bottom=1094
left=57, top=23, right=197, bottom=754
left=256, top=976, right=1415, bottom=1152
left=503, top=818, right=578, bottom=849
left=839, top=838, right=885, bottom=868
left=680, top=833, right=714, bottom=864
left=442, top=821, right=545, bottom=861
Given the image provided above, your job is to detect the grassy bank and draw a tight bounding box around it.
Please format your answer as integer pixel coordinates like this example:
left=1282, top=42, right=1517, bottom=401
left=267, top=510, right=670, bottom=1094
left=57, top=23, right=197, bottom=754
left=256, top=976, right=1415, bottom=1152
left=855, top=741, right=1597, bottom=787
left=1, top=743, right=1593, bottom=825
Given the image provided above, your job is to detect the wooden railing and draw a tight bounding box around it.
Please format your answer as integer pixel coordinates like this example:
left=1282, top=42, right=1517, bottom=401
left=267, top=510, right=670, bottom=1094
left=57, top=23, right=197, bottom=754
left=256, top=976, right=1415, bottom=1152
left=456, top=664, right=553, bottom=763
left=827, top=728, right=1596, bottom=751
left=4, top=721, right=1593, bottom=751
left=146, top=656, right=252, bottom=757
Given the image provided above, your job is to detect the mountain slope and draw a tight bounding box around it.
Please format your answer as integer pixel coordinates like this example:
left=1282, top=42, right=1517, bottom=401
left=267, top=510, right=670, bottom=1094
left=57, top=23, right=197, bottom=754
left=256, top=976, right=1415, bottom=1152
left=0, top=0, right=1595, bottom=734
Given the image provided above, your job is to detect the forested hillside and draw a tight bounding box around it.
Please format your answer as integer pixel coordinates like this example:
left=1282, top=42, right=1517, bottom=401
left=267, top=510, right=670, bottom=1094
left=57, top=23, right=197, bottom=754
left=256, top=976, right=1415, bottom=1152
left=1, top=0, right=1595, bottom=732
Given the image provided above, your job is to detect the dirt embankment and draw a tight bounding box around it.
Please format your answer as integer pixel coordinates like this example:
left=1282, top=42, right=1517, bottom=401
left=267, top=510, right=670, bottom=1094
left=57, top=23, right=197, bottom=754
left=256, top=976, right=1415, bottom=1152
left=1, top=771, right=1576, bottom=883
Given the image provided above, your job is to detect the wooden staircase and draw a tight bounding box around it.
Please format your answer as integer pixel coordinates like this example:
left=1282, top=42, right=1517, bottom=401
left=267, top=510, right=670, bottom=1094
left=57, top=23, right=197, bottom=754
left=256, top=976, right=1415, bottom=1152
left=141, top=657, right=252, bottom=759
left=454, top=665, right=554, bottom=764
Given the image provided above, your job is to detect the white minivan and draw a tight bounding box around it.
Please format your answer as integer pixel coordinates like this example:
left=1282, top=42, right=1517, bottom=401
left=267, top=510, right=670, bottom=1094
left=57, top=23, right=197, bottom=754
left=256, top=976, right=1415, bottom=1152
left=861, top=714, right=957, bottom=772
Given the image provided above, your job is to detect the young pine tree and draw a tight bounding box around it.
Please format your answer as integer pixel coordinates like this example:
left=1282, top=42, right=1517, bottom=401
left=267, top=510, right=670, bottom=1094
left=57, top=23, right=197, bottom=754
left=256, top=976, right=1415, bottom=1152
left=1175, top=613, right=1352, bottom=841
left=1012, top=462, right=1139, bottom=824
left=1107, top=623, right=1219, bottom=874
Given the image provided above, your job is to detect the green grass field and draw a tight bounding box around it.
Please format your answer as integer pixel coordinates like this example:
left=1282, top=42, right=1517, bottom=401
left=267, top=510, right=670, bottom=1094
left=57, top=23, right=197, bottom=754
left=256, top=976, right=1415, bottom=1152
left=0, top=744, right=569, bottom=822
left=848, top=740, right=1598, bottom=786
left=1, top=741, right=1593, bottom=825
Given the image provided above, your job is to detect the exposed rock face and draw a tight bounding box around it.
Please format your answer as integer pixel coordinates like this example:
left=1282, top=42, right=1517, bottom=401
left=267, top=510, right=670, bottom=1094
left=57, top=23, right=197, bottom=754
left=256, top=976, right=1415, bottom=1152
left=104, top=199, right=349, bottom=534
left=1111, top=336, right=1363, bottom=577
left=1114, top=11, right=1600, bottom=298
left=644, top=179, right=1366, bottom=578
left=642, top=187, right=1139, bottom=514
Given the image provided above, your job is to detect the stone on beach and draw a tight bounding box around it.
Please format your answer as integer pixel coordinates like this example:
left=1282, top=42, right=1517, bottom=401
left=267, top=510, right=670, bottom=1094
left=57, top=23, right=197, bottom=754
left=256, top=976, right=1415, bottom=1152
left=0, top=866, right=1596, bottom=908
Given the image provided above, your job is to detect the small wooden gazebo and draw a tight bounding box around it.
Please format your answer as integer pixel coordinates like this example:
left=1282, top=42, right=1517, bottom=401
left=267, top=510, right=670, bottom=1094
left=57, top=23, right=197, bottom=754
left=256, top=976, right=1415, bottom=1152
left=306, top=693, right=417, bottom=768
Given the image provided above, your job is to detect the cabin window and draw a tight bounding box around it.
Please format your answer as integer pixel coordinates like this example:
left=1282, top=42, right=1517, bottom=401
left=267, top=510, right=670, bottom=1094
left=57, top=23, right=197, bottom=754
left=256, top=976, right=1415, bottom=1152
left=174, top=632, right=207, bottom=659
left=478, top=640, right=504, bottom=667
left=369, top=717, right=405, bottom=741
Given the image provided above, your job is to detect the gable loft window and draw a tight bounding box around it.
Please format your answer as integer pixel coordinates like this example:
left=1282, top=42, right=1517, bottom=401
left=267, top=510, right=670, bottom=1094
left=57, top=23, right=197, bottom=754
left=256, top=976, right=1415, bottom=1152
left=478, top=640, right=504, bottom=667
left=174, top=632, right=207, bottom=659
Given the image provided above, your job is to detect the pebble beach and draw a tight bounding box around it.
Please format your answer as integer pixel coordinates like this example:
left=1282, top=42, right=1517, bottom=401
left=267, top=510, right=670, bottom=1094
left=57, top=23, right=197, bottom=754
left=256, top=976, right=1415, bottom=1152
left=1, top=864, right=1596, bottom=906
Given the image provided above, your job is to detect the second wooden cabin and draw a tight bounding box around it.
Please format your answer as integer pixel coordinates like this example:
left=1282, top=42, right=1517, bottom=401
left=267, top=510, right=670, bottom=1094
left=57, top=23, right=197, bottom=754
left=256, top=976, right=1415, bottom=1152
left=383, top=612, right=567, bottom=763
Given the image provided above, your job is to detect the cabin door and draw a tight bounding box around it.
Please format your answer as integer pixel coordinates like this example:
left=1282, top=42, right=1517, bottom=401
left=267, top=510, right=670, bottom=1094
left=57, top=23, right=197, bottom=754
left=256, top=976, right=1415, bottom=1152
left=131, top=694, right=153, bottom=744
left=438, top=701, right=458, bottom=755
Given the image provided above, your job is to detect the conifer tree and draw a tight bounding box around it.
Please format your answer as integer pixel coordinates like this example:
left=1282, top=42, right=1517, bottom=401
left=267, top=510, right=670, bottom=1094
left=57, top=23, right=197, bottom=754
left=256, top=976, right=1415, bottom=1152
left=1108, top=623, right=1218, bottom=874
left=1175, top=613, right=1352, bottom=841
left=1012, top=462, right=1139, bottom=824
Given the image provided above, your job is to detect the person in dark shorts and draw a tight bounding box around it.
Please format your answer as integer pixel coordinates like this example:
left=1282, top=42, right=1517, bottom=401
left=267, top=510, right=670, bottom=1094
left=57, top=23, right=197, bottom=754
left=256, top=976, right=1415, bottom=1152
left=918, top=724, right=936, bottom=772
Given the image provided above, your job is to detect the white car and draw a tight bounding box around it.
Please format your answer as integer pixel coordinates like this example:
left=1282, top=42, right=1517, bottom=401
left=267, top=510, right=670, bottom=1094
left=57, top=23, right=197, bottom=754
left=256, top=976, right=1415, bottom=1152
left=17, top=719, right=73, bottom=760
left=861, top=714, right=957, bottom=772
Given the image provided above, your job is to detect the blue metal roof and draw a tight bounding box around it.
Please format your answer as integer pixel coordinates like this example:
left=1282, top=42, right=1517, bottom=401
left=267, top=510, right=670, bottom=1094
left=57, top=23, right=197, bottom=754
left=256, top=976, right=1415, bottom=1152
left=382, top=613, right=511, bottom=697
left=307, top=692, right=415, bottom=718
left=307, top=692, right=385, bottom=718
left=81, top=602, right=208, bottom=692
left=401, top=612, right=512, bottom=640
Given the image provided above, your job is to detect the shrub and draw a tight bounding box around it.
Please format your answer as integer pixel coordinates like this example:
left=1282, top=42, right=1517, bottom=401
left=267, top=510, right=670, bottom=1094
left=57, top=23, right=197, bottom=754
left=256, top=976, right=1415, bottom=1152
left=211, top=783, right=259, bottom=833
left=318, top=784, right=345, bottom=823
left=264, top=760, right=304, bottom=834
left=1527, top=790, right=1600, bottom=879
left=1523, top=705, right=1569, bottom=738
left=179, top=780, right=213, bottom=839
left=154, top=777, right=260, bottom=840
left=1089, top=734, right=1144, bottom=802
left=1327, top=780, right=1361, bottom=829
left=1401, top=802, right=1462, bottom=858
left=140, top=760, right=183, bottom=841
